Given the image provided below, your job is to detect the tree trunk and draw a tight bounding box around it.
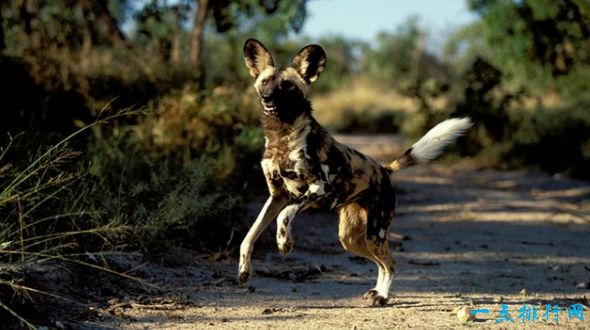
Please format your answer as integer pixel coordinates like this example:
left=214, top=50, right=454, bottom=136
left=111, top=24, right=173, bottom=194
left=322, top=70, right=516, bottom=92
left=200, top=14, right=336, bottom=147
left=77, top=0, right=127, bottom=48
left=80, top=22, right=93, bottom=71
left=16, top=0, right=33, bottom=34
left=0, top=4, right=5, bottom=54
left=191, top=0, right=209, bottom=83
left=170, top=10, right=181, bottom=67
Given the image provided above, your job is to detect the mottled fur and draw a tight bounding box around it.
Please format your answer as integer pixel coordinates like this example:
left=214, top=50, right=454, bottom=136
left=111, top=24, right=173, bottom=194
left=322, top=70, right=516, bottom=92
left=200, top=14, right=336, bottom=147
left=237, top=39, right=472, bottom=306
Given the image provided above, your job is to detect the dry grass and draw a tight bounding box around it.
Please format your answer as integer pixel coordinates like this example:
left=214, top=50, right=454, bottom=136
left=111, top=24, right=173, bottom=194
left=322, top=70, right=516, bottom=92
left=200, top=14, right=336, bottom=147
left=519, top=91, right=571, bottom=111
left=0, top=103, right=256, bottom=326
left=311, top=77, right=418, bottom=125
left=311, top=77, right=451, bottom=135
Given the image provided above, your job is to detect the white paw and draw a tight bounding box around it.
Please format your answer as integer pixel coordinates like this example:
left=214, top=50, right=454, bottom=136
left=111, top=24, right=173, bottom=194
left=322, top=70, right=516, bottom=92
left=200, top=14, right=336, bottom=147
left=237, top=262, right=251, bottom=284
left=277, top=236, right=293, bottom=255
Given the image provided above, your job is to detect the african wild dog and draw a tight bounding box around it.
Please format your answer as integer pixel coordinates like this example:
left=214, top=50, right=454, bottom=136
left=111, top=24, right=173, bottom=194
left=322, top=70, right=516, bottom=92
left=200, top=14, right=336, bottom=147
left=237, top=38, right=472, bottom=306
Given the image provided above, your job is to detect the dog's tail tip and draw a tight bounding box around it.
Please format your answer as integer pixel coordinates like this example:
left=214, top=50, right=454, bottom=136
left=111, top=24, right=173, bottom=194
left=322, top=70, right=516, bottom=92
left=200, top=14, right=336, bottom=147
left=387, top=117, right=472, bottom=173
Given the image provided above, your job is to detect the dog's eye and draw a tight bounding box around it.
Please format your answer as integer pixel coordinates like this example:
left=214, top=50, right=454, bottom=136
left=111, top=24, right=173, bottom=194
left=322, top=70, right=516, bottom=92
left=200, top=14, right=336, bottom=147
left=261, top=78, right=269, bottom=85
left=281, top=81, right=295, bottom=90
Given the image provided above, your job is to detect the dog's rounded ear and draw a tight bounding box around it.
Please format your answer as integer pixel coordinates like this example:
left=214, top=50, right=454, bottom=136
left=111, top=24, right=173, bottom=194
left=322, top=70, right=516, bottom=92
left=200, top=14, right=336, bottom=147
left=243, top=39, right=275, bottom=79
left=291, top=44, right=327, bottom=84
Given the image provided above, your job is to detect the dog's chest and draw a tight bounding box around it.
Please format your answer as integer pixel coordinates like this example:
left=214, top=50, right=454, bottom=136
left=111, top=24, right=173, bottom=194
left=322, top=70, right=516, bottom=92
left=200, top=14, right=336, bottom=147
left=262, top=158, right=305, bottom=197
left=262, top=130, right=314, bottom=197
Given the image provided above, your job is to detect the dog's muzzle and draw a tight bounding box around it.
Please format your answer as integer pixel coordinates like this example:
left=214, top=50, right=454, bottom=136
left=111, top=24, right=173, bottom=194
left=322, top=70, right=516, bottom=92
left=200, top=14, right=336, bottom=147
left=262, top=103, right=277, bottom=114
left=261, top=94, right=277, bottom=114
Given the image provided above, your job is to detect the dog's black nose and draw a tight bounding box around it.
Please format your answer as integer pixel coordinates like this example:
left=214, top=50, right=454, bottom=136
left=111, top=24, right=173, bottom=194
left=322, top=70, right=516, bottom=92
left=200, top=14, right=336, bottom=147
left=261, top=93, right=272, bottom=102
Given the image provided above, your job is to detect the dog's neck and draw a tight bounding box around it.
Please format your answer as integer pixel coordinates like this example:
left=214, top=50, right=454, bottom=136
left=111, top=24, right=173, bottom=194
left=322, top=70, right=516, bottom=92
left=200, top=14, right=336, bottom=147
left=261, top=100, right=313, bottom=141
left=261, top=101, right=318, bottom=161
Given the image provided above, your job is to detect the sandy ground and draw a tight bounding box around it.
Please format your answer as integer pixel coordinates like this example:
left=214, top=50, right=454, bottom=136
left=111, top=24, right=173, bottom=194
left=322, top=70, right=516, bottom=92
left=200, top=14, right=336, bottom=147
left=86, top=134, right=590, bottom=329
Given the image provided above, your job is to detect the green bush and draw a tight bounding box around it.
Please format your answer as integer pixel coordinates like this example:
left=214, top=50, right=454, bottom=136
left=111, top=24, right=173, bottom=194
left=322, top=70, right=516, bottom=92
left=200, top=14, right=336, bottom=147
left=0, top=80, right=270, bottom=325
left=327, top=108, right=406, bottom=134
left=506, top=104, right=590, bottom=179
left=0, top=86, right=267, bottom=258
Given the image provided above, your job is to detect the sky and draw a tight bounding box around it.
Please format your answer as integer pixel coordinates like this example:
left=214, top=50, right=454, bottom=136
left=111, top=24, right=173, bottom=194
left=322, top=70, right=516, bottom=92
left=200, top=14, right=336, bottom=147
left=301, top=0, right=478, bottom=51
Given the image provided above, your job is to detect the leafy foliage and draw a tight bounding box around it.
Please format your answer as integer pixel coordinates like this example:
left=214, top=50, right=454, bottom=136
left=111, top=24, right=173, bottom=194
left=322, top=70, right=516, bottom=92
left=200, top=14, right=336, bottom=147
left=467, top=0, right=590, bottom=96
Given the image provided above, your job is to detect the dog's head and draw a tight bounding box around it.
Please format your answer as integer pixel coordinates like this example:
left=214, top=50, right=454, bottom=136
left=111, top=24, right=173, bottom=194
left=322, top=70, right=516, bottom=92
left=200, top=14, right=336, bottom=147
left=243, top=39, right=326, bottom=120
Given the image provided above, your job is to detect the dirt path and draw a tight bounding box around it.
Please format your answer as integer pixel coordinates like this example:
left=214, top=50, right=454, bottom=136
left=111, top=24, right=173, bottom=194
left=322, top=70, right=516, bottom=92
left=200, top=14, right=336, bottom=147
left=94, top=135, right=589, bottom=329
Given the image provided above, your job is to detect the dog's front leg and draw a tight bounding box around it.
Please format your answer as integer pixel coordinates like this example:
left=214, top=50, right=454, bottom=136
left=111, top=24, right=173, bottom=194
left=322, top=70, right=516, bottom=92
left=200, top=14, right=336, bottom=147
left=276, top=202, right=304, bottom=255
left=276, top=178, right=331, bottom=255
left=238, top=194, right=289, bottom=284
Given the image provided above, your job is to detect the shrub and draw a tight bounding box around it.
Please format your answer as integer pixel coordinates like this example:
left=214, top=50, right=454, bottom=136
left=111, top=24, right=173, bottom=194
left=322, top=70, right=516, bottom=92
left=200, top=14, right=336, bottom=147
left=0, top=105, right=257, bottom=325
left=506, top=104, right=590, bottom=179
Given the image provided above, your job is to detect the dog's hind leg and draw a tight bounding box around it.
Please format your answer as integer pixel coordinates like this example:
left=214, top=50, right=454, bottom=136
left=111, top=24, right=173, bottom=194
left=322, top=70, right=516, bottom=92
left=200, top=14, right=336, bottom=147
left=365, top=206, right=396, bottom=307
left=238, top=194, right=289, bottom=284
left=338, top=203, right=387, bottom=302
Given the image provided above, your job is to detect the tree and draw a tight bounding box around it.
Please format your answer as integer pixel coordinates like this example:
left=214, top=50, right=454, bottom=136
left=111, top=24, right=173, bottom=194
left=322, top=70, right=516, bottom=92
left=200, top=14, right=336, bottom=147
left=77, top=0, right=127, bottom=48
left=2, top=0, right=130, bottom=57
left=361, top=18, right=449, bottom=89
left=304, top=35, right=365, bottom=92
left=133, top=1, right=192, bottom=65
left=190, top=0, right=308, bottom=83
left=2, top=0, right=310, bottom=91
left=0, top=3, right=5, bottom=53
left=467, top=0, right=590, bottom=96
left=191, top=0, right=209, bottom=79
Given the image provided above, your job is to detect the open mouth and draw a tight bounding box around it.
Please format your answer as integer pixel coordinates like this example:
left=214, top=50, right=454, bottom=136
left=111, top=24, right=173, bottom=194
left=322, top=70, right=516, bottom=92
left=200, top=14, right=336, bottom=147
left=262, top=102, right=277, bottom=114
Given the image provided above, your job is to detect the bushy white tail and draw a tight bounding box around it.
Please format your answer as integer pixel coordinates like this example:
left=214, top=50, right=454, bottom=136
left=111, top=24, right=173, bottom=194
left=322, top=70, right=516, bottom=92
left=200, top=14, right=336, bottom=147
left=388, top=117, right=472, bottom=172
